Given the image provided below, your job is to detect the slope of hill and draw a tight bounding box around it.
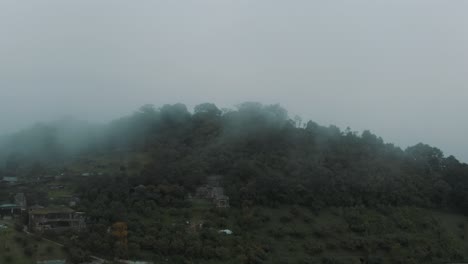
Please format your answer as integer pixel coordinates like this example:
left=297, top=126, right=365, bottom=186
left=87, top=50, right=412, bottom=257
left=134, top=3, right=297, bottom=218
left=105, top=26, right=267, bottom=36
left=1, top=102, right=468, bottom=263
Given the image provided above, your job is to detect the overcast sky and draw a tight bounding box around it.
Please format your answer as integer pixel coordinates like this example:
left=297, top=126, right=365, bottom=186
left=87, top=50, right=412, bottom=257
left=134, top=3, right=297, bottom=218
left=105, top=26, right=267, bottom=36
left=0, top=0, right=467, bottom=161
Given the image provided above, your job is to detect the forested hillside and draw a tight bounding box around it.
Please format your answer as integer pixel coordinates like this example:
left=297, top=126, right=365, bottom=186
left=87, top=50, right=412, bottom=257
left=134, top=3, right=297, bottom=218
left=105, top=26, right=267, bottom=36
left=2, top=102, right=467, bottom=212
left=2, top=102, right=468, bottom=263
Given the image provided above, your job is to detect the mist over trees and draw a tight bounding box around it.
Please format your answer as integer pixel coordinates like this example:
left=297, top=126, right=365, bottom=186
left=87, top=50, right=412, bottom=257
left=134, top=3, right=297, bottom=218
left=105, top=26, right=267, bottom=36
left=1, top=102, right=468, bottom=213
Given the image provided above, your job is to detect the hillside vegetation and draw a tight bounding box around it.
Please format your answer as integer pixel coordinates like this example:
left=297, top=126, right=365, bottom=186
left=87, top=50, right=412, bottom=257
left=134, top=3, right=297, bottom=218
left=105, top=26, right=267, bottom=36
left=1, top=102, right=468, bottom=263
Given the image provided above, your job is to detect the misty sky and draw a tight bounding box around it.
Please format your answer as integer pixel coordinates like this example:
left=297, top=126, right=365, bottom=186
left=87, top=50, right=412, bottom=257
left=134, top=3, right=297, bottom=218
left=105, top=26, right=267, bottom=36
left=0, top=0, right=467, bottom=161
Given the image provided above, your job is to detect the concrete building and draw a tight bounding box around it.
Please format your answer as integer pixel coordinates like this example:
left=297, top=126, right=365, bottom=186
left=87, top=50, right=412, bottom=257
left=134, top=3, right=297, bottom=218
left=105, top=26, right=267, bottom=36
left=195, top=176, right=230, bottom=208
left=29, top=206, right=85, bottom=232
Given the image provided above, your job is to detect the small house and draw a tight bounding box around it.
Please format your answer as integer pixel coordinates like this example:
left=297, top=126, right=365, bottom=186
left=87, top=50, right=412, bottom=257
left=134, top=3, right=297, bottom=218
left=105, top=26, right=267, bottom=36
left=1, top=176, right=18, bottom=185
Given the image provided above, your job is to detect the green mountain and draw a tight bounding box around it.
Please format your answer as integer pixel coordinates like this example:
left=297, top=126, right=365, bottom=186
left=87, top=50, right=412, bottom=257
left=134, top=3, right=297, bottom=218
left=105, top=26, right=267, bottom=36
left=1, top=102, right=468, bottom=264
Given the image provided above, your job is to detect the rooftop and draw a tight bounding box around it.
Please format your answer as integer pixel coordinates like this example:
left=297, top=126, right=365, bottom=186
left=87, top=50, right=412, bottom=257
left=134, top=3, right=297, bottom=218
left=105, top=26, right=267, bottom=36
left=2, top=177, right=18, bottom=182
left=30, top=206, right=75, bottom=215
left=0, top=203, right=19, bottom=208
left=37, top=260, right=66, bottom=264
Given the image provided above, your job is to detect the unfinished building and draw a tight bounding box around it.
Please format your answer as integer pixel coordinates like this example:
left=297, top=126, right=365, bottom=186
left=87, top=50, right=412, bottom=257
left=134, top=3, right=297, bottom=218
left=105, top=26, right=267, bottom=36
left=29, top=206, right=86, bottom=232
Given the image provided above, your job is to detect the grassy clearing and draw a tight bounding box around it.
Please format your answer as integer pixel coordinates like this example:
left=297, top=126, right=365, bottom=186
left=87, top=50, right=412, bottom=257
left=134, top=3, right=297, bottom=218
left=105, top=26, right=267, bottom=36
left=0, top=220, right=66, bottom=264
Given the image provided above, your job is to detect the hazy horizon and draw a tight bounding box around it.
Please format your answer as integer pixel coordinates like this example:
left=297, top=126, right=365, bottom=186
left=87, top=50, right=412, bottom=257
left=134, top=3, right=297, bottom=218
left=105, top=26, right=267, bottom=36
left=1, top=0, right=467, bottom=161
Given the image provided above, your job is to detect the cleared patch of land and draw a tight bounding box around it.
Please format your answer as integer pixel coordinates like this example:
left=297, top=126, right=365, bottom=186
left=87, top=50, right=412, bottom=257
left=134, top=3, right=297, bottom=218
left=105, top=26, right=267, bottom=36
left=0, top=220, right=66, bottom=264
